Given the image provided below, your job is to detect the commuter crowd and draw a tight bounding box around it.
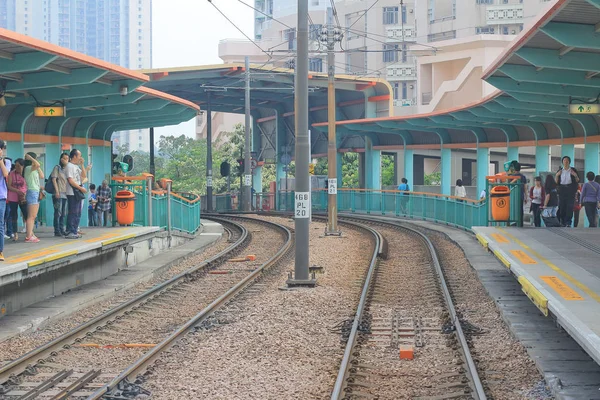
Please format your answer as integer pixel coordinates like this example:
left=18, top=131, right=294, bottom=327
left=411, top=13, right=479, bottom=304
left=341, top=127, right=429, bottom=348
left=0, top=144, right=113, bottom=261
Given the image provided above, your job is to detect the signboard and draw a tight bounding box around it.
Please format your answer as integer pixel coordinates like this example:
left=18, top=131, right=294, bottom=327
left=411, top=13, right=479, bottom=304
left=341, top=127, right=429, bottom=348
left=281, top=154, right=292, bottom=165
left=295, top=192, right=310, bottom=219
left=244, top=174, right=252, bottom=186
left=328, top=179, right=337, bottom=194
left=264, top=158, right=276, bottom=164
left=569, top=104, right=600, bottom=114
left=34, top=106, right=66, bottom=117
left=206, top=176, right=213, bottom=187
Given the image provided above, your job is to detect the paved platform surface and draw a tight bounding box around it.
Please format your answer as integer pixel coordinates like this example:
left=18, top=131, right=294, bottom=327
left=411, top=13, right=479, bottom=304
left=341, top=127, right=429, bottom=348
left=338, top=213, right=600, bottom=399
left=0, top=220, right=223, bottom=341
left=0, top=226, right=160, bottom=285
left=472, top=226, right=600, bottom=368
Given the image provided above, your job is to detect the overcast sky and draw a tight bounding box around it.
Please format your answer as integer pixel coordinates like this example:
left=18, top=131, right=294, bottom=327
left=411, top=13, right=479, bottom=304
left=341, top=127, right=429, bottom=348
left=151, top=0, right=254, bottom=140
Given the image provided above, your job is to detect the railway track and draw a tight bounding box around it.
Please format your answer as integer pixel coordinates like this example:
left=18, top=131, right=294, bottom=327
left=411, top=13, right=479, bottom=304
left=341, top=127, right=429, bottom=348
left=332, top=216, right=486, bottom=400
left=0, top=215, right=293, bottom=399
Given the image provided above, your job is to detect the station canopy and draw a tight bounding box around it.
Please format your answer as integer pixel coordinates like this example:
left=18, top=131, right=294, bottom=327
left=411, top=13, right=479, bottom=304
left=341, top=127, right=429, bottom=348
left=313, top=0, right=600, bottom=150
left=0, top=28, right=199, bottom=144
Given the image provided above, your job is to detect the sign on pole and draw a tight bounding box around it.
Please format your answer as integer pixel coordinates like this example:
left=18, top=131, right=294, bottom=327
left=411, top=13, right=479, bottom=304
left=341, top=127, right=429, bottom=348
left=295, top=192, right=310, bottom=219
left=569, top=104, right=600, bottom=114
left=244, top=174, right=252, bottom=186
left=328, top=179, right=337, bottom=194
left=207, top=176, right=213, bottom=187
left=34, top=106, right=66, bottom=117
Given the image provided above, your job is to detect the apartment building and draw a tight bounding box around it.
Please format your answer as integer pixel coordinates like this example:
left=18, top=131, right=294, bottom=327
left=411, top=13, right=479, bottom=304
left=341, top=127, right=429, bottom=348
left=0, top=0, right=153, bottom=152
left=221, top=0, right=549, bottom=116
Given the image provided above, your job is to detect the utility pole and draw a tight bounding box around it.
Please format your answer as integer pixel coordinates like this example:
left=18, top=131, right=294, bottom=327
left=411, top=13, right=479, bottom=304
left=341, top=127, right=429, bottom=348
left=206, top=92, right=213, bottom=212
left=287, top=0, right=315, bottom=287
left=243, top=56, right=252, bottom=212
left=321, top=7, right=342, bottom=235
left=149, top=127, right=155, bottom=177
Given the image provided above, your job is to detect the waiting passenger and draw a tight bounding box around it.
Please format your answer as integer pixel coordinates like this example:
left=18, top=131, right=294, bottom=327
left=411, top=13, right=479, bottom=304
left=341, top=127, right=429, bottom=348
left=65, top=149, right=88, bottom=239
left=508, top=161, right=527, bottom=227
left=96, top=180, right=112, bottom=227
left=50, top=153, right=69, bottom=237
left=88, top=184, right=98, bottom=227
left=455, top=179, right=467, bottom=202
left=0, top=141, right=9, bottom=260
left=23, top=152, right=43, bottom=243
left=542, top=175, right=559, bottom=223
left=555, top=156, right=579, bottom=227
left=7, top=159, right=27, bottom=241
left=581, top=172, right=600, bottom=228
left=397, top=177, right=410, bottom=213
left=529, top=176, right=544, bottom=227
left=573, top=186, right=582, bottom=228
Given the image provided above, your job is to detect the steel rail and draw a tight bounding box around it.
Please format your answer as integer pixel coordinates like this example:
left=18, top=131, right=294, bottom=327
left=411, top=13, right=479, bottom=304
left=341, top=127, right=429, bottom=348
left=86, top=215, right=294, bottom=399
left=329, top=219, right=383, bottom=400
left=336, top=215, right=487, bottom=400
left=0, top=218, right=247, bottom=386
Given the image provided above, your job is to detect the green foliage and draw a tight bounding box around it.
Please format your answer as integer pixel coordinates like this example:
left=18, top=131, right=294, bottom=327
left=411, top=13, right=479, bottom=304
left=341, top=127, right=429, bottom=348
left=342, top=152, right=359, bottom=188
left=381, top=155, right=395, bottom=186
left=158, top=135, right=207, bottom=193
left=424, top=172, right=441, bottom=186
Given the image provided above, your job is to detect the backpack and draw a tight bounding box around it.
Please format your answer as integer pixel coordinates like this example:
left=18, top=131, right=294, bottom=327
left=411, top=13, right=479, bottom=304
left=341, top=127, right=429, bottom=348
left=44, top=166, right=59, bottom=194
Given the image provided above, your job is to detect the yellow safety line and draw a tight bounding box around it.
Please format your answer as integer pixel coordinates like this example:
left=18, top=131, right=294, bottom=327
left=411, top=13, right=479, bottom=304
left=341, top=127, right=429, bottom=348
left=27, top=250, right=79, bottom=268
left=475, top=233, right=488, bottom=249
left=493, top=249, right=511, bottom=269
left=498, top=227, right=600, bottom=303
left=518, top=276, right=549, bottom=316
left=102, top=233, right=136, bottom=246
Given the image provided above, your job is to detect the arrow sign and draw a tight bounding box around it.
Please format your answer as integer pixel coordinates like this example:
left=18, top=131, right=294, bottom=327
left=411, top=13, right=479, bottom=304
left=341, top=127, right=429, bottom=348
left=569, top=104, right=600, bottom=114
left=34, top=106, right=66, bottom=117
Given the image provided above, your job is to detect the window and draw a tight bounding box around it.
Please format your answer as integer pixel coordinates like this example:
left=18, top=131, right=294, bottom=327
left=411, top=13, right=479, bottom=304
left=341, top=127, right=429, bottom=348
left=309, top=24, right=322, bottom=41
left=476, top=0, right=493, bottom=4
left=283, top=28, right=296, bottom=50
left=392, top=83, right=399, bottom=100
left=309, top=58, right=322, bottom=72
left=401, top=44, right=407, bottom=62
left=383, top=44, right=398, bottom=63
left=383, top=7, right=398, bottom=25
left=475, top=26, right=495, bottom=34
left=503, top=26, right=508, bottom=35
left=402, top=82, right=408, bottom=99
left=401, top=5, right=407, bottom=24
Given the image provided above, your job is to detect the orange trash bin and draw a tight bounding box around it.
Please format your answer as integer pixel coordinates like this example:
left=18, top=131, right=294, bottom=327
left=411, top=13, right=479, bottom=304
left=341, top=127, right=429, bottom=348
left=115, top=190, right=136, bottom=225
left=490, top=186, right=510, bottom=221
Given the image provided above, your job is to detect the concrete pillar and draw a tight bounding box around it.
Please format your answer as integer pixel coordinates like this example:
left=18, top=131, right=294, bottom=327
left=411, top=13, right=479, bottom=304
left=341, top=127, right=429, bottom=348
left=275, top=112, right=286, bottom=209
left=44, top=143, right=61, bottom=229
left=358, top=152, right=365, bottom=189
left=441, top=148, right=452, bottom=196
left=364, top=137, right=381, bottom=190
left=562, top=143, right=575, bottom=165
left=5, top=141, right=23, bottom=162
left=535, top=145, right=551, bottom=175
left=476, top=147, right=490, bottom=197
left=253, top=165, right=262, bottom=193
left=507, top=146, right=519, bottom=163
left=403, top=148, right=414, bottom=189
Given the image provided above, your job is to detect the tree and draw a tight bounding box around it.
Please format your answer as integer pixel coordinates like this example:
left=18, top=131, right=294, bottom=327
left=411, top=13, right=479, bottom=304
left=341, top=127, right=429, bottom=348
left=381, top=155, right=395, bottom=187
left=424, top=172, right=441, bottom=185
left=342, top=152, right=359, bottom=188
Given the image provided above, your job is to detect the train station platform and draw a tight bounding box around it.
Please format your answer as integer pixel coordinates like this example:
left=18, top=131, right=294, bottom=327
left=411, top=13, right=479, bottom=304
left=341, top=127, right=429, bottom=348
left=472, top=226, right=600, bottom=365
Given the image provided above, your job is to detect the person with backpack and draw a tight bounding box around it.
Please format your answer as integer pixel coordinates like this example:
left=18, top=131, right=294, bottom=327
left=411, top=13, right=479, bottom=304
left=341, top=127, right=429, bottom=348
left=542, top=175, right=560, bottom=226
left=398, top=177, right=410, bottom=214
left=47, top=153, right=69, bottom=237
left=555, top=156, right=580, bottom=227
left=581, top=172, right=600, bottom=227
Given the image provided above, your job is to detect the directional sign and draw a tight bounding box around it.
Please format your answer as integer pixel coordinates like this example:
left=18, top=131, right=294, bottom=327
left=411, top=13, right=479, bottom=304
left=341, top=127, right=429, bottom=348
left=34, top=106, right=66, bottom=117
left=569, top=104, right=600, bottom=114
left=328, top=179, right=337, bottom=195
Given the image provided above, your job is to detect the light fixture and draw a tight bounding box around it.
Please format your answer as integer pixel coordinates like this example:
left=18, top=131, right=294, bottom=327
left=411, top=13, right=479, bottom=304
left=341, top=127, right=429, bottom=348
left=119, top=85, right=128, bottom=96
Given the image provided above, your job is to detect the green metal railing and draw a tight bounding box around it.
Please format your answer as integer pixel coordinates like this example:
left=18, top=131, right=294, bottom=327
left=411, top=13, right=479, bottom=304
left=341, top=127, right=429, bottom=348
left=485, top=176, right=524, bottom=227
left=170, top=193, right=202, bottom=234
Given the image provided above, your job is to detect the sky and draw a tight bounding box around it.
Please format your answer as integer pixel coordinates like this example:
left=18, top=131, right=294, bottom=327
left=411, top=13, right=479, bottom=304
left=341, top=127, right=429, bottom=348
left=150, top=0, right=254, bottom=140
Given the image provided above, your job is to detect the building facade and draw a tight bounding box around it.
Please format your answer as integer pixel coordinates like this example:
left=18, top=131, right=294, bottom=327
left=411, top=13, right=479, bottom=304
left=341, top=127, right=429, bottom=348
left=0, top=0, right=153, bottom=152
left=221, top=0, right=550, bottom=116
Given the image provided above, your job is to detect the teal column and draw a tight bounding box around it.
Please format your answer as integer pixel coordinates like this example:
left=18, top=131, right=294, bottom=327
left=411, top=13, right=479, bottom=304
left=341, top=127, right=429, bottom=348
left=336, top=151, right=343, bottom=187
left=507, top=146, right=519, bottom=163
left=476, top=147, right=490, bottom=196
left=91, top=146, right=107, bottom=188
left=44, top=143, right=61, bottom=229
left=275, top=112, right=287, bottom=210
left=364, top=137, right=381, bottom=189
left=562, top=144, right=575, bottom=165
left=584, top=143, right=600, bottom=227
left=441, top=148, right=452, bottom=196
left=6, top=141, right=23, bottom=162
left=80, top=146, right=90, bottom=227
left=253, top=165, right=263, bottom=193
left=403, top=148, right=414, bottom=188
left=535, top=146, right=550, bottom=175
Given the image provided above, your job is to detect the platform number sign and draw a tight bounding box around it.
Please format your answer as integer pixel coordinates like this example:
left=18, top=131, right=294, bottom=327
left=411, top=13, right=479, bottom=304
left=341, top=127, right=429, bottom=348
left=295, top=192, right=310, bottom=219
left=244, top=175, right=252, bottom=186
left=207, top=176, right=213, bottom=187
left=328, top=179, right=337, bottom=195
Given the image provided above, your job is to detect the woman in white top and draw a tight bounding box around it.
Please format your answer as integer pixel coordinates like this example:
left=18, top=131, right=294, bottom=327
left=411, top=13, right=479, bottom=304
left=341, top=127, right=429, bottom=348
left=455, top=179, right=467, bottom=201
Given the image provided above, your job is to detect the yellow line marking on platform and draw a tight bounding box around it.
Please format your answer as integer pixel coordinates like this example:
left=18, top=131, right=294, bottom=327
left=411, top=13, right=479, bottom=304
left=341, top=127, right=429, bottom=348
left=497, top=228, right=600, bottom=304
left=11, top=250, right=57, bottom=264
left=518, top=276, right=549, bottom=316
left=540, top=276, right=584, bottom=301
left=510, top=250, right=537, bottom=265
left=102, top=233, right=136, bottom=246
left=490, top=233, right=509, bottom=243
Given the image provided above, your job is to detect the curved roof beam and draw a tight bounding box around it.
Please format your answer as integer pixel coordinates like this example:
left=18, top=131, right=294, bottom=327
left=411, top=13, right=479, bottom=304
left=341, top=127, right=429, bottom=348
left=488, top=76, right=600, bottom=99
left=6, top=68, right=108, bottom=91
left=479, top=104, right=574, bottom=138
left=498, top=64, right=600, bottom=89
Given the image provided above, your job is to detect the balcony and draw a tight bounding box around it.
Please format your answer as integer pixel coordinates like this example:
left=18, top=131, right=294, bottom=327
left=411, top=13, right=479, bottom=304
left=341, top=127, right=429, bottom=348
left=385, top=25, right=416, bottom=42
left=486, top=5, right=524, bottom=25
left=386, top=64, right=416, bottom=81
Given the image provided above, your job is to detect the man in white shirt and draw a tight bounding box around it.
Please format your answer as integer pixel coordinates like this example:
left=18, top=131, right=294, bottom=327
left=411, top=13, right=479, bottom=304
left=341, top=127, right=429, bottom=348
left=65, top=149, right=87, bottom=239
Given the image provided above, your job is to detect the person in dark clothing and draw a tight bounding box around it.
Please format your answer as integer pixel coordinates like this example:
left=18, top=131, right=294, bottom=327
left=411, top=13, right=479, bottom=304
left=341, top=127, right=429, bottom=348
left=529, top=176, right=545, bottom=227
left=581, top=172, right=600, bottom=227
left=542, top=175, right=559, bottom=220
left=555, top=156, right=579, bottom=227
left=508, top=161, right=527, bottom=227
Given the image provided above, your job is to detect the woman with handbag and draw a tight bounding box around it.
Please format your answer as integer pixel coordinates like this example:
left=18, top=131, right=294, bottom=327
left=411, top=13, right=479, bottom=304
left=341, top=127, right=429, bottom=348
left=65, top=149, right=87, bottom=239
left=7, top=158, right=28, bottom=242
left=23, top=152, right=43, bottom=243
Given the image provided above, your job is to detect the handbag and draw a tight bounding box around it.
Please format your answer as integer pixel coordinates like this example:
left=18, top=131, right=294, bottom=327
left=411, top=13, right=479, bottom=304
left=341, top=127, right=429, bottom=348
left=70, top=182, right=85, bottom=202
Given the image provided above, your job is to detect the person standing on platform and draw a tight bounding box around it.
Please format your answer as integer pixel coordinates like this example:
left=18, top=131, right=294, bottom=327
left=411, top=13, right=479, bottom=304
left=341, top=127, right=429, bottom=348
left=455, top=179, right=467, bottom=202
left=65, top=149, right=87, bottom=239
left=581, top=172, right=600, bottom=228
left=7, top=159, right=27, bottom=242
left=50, top=153, right=68, bottom=237
left=573, top=186, right=582, bottom=228
left=96, top=180, right=112, bottom=227
left=88, top=184, right=98, bottom=227
left=555, top=156, right=579, bottom=227
left=529, top=176, right=545, bottom=227
left=23, top=152, right=43, bottom=243
left=0, top=141, right=10, bottom=260
left=508, top=161, right=527, bottom=227
left=398, top=178, right=410, bottom=213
